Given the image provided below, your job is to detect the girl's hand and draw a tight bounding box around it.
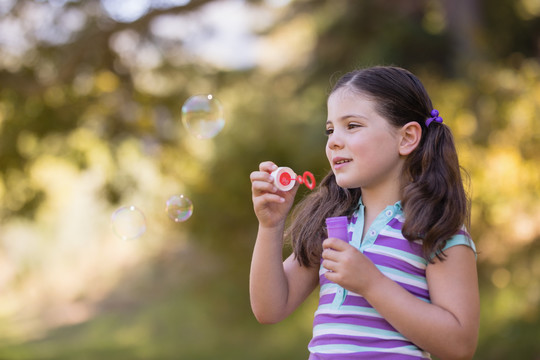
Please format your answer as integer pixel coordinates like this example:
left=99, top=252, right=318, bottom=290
left=250, top=161, right=299, bottom=228
left=321, top=237, right=384, bottom=295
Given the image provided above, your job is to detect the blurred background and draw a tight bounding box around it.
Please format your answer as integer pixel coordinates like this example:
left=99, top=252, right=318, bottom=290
left=0, top=0, right=538, bottom=359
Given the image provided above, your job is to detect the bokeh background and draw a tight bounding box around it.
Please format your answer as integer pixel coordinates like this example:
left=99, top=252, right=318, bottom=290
left=0, top=0, right=539, bottom=359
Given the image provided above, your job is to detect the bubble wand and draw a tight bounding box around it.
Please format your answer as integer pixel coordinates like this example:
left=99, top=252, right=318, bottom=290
left=270, top=166, right=316, bottom=192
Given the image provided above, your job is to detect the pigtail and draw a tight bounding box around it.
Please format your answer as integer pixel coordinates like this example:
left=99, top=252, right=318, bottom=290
left=401, top=121, right=470, bottom=261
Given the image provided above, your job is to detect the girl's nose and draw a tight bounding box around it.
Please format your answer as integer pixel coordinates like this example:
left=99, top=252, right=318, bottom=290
left=327, top=131, right=344, bottom=150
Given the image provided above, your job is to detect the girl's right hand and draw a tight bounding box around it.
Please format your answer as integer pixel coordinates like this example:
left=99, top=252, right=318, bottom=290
left=250, top=161, right=299, bottom=228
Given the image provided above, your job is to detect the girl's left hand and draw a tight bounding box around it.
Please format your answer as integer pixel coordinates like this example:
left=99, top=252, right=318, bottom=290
left=321, top=237, right=384, bottom=295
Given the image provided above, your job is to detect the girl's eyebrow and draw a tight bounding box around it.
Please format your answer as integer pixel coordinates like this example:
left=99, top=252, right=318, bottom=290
left=326, top=114, right=368, bottom=125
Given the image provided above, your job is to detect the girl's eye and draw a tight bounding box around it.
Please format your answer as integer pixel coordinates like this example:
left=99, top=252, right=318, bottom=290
left=325, top=128, right=333, bottom=136
left=347, top=123, right=361, bottom=130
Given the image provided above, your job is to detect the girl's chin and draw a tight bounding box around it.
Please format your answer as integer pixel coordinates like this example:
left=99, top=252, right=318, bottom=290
left=335, top=177, right=360, bottom=190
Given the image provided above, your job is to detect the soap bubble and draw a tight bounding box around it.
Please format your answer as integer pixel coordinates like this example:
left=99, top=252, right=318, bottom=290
left=181, top=94, right=225, bottom=139
left=166, top=194, right=193, bottom=222
left=111, top=205, right=147, bottom=240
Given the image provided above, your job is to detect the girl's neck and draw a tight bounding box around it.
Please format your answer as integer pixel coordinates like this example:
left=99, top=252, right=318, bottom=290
left=360, top=187, right=401, bottom=240
left=359, top=160, right=404, bottom=216
left=361, top=185, right=401, bottom=217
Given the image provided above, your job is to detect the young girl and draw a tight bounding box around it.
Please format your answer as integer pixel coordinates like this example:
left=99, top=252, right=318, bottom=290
left=249, top=66, right=479, bottom=360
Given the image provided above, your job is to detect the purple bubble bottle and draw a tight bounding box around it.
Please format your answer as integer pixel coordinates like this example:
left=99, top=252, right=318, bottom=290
left=325, top=216, right=348, bottom=241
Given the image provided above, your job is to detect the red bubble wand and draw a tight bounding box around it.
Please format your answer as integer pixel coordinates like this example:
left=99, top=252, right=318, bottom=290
left=270, top=167, right=316, bottom=192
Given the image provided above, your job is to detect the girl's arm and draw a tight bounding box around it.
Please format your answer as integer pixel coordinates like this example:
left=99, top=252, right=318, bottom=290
left=250, top=226, right=319, bottom=323
left=249, top=162, right=319, bottom=324
left=322, top=240, right=479, bottom=360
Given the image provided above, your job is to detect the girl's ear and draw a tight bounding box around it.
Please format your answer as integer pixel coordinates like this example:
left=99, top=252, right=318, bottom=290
left=399, top=121, right=422, bottom=156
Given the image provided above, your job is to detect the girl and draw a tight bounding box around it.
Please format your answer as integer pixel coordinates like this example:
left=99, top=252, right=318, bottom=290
left=249, top=66, right=479, bottom=360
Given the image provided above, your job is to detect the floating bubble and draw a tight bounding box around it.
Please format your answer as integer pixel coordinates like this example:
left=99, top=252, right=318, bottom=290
left=166, top=195, right=193, bottom=222
left=111, top=205, right=147, bottom=240
left=181, top=94, right=225, bottom=139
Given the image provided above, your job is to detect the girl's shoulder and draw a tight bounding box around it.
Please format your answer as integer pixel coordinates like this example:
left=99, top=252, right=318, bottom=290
left=430, top=226, right=476, bottom=261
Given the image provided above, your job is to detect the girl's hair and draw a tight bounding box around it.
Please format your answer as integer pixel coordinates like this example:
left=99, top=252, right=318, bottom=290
left=286, top=66, right=470, bottom=267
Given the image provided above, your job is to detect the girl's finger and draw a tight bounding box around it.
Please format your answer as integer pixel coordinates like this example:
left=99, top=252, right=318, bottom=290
left=322, top=259, right=337, bottom=273
left=322, top=238, right=333, bottom=249
left=250, top=171, right=274, bottom=184
left=321, top=248, right=335, bottom=260
left=259, top=161, right=278, bottom=173
left=322, top=237, right=347, bottom=250
left=253, top=193, right=285, bottom=204
left=252, top=180, right=278, bottom=195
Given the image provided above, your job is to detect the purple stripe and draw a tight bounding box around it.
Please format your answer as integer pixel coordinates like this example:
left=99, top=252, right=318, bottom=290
left=366, top=253, right=426, bottom=277
left=318, top=293, right=335, bottom=305
left=310, top=335, right=412, bottom=349
left=341, top=295, right=371, bottom=307
left=309, top=351, right=427, bottom=360
left=313, top=313, right=397, bottom=332
left=457, top=229, right=470, bottom=237
left=387, top=217, right=404, bottom=230
left=395, top=281, right=430, bottom=300
left=372, top=235, right=424, bottom=255
left=322, top=273, right=429, bottom=302
left=319, top=274, right=332, bottom=285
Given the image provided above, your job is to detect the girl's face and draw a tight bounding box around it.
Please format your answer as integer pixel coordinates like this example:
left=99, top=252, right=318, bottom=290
left=325, top=88, right=404, bottom=191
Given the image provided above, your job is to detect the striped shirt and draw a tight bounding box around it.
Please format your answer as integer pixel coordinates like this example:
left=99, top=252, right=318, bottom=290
left=308, top=200, right=476, bottom=359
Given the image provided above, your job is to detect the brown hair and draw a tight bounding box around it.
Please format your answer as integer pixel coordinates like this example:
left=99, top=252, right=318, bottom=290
left=286, top=66, right=470, bottom=267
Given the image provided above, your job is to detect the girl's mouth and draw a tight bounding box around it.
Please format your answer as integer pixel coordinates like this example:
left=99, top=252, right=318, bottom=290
left=333, top=158, right=352, bottom=169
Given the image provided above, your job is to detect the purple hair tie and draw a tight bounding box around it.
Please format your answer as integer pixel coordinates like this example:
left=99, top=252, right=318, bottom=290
left=425, top=109, right=443, bottom=127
